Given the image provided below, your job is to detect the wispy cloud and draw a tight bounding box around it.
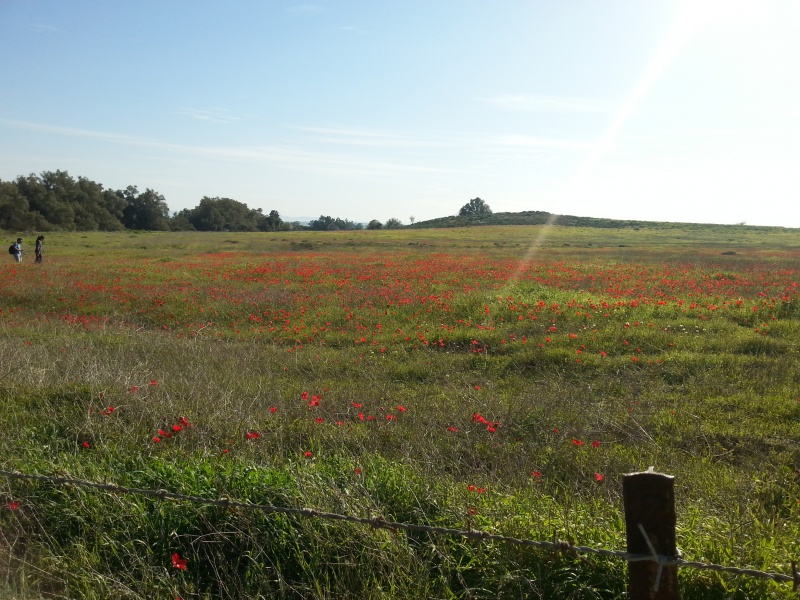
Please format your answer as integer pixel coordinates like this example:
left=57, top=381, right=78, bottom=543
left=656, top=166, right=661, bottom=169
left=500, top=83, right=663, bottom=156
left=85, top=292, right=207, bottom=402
left=177, top=107, right=239, bottom=124
left=293, top=126, right=449, bottom=148
left=30, top=23, right=59, bottom=33
left=487, top=134, right=593, bottom=150
left=294, top=126, right=592, bottom=151
left=0, top=118, right=455, bottom=177
left=482, top=93, right=607, bottom=113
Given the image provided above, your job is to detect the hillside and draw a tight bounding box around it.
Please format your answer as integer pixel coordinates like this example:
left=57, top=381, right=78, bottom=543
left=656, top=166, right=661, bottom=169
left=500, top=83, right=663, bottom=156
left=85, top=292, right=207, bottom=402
left=409, top=210, right=799, bottom=233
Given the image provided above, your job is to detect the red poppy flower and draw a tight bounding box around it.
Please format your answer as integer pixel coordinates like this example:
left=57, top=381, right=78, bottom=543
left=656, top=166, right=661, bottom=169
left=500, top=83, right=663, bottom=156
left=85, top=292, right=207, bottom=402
left=301, top=391, right=309, bottom=401
left=592, top=440, right=601, bottom=448
left=468, top=507, right=478, bottom=515
left=572, top=439, right=585, bottom=446
left=172, top=424, right=182, bottom=432
left=304, top=451, right=313, bottom=458
left=152, top=436, right=161, bottom=443
left=149, top=380, right=158, bottom=386
left=245, top=431, right=261, bottom=440
left=531, top=471, right=542, bottom=478
left=594, top=473, right=604, bottom=481
left=351, top=402, right=362, bottom=408
left=396, top=405, right=406, bottom=412
left=8, top=501, right=20, bottom=510
left=269, top=406, right=277, bottom=413
left=82, top=441, right=91, bottom=449
left=354, top=467, right=362, bottom=475
left=178, top=416, right=190, bottom=427
left=171, top=553, right=187, bottom=570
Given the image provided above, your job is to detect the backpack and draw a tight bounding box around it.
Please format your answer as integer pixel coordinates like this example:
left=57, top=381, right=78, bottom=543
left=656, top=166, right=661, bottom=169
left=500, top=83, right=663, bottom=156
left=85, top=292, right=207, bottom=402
left=8, top=244, right=16, bottom=255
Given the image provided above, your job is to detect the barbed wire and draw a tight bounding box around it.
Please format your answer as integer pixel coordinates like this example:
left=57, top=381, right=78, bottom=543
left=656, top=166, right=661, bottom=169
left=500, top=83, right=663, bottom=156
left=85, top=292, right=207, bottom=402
left=1, top=468, right=797, bottom=590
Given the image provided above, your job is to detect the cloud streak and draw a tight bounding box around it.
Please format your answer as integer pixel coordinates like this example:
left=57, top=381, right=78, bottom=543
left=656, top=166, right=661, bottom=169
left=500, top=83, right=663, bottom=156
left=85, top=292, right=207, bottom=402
left=177, top=107, right=239, bottom=124
left=0, top=118, right=456, bottom=177
left=482, top=93, right=608, bottom=113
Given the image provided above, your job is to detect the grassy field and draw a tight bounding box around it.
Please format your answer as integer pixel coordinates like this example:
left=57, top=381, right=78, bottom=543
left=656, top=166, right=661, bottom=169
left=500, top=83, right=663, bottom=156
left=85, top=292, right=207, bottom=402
left=1, top=225, right=799, bottom=599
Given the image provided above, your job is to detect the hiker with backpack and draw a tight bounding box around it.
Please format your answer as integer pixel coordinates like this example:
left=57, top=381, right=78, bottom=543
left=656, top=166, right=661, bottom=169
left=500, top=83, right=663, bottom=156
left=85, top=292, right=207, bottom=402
left=35, top=235, right=44, bottom=263
left=9, top=238, right=23, bottom=263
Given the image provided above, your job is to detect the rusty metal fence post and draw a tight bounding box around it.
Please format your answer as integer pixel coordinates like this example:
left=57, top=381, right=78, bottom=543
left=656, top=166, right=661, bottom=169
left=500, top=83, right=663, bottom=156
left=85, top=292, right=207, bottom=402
left=623, top=469, right=680, bottom=600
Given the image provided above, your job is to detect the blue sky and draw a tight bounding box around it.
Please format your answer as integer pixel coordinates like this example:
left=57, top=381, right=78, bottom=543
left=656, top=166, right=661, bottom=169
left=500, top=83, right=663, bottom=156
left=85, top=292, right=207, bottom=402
left=1, top=1, right=799, bottom=226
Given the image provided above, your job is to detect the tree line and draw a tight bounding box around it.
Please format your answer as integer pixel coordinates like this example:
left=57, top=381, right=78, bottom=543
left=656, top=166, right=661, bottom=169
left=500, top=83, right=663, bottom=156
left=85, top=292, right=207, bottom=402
left=1, top=170, right=491, bottom=233
left=0, top=171, right=287, bottom=233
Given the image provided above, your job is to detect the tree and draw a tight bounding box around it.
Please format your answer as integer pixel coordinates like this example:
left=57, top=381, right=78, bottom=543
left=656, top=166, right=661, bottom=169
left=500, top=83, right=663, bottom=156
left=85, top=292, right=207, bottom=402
left=309, top=215, right=360, bottom=231
left=121, top=187, right=170, bottom=230
left=384, top=218, right=403, bottom=229
left=261, top=209, right=283, bottom=232
left=367, top=219, right=383, bottom=230
left=458, top=197, right=492, bottom=216
left=0, top=181, right=36, bottom=230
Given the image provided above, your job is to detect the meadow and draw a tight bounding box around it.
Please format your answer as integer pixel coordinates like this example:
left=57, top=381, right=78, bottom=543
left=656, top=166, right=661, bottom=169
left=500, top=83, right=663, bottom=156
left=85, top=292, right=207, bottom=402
left=1, top=224, right=799, bottom=599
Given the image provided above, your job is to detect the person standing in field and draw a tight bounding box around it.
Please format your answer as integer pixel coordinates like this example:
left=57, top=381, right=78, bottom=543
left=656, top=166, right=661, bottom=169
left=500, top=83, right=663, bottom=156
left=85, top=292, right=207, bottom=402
left=35, top=235, right=44, bottom=263
left=10, top=238, right=23, bottom=263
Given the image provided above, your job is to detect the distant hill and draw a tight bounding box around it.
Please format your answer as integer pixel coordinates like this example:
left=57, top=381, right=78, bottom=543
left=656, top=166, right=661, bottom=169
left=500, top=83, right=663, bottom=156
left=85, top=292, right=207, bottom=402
left=408, top=211, right=797, bottom=232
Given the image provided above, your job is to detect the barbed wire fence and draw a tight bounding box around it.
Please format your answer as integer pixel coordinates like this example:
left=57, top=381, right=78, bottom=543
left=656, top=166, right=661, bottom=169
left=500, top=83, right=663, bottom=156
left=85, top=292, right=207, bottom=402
left=1, top=468, right=798, bottom=599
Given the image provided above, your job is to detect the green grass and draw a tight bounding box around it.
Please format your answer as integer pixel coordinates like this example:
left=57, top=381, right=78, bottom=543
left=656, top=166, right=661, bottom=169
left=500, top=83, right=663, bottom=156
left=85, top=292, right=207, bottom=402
left=1, top=226, right=799, bottom=598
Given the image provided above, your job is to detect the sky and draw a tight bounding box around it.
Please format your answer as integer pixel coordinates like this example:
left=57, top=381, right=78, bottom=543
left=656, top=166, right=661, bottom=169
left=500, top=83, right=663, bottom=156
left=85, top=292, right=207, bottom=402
left=1, top=1, right=799, bottom=227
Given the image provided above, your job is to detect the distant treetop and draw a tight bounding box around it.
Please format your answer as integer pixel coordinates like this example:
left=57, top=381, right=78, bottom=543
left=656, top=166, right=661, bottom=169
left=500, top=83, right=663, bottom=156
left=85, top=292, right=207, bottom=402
left=459, top=197, right=492, bottom=216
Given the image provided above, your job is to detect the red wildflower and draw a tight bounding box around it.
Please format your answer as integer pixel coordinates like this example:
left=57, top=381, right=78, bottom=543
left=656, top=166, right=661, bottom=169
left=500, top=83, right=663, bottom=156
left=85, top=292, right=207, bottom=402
left=304, top=451, right=313, bottom=458
left=152, top=436, right=161, bottom=443
left=486, top=425, right=496, bottom=433
left=149, top=380, right=158, bottom=386
left=82, top=441, right=91, bottom=449
left=468, top=507, right=478, bottom=515
left=592, top=440, right=601, bottom=448
left=8, top=501, right=20, bottom=510
left=245, top=431, right=261, bottom=440
left=354, top=467, right=362, bottom=475
left=396, top=405, right=406, bottom=412
left=531, top=471, right=542, bottom=478
left=594, top=473, right=604, bottom=481
left=572, top=439, right=585, bottom=446
left=128, top=386, right=138, bottom=393
left=172, top=424, right=182, bottom=432
left=171, top=553, right=187, bottom=570
left=315, top=418, right=324, bottom=423
left=447, top=426, right=459, bottom=433
left=468, top=484, right=475, bottom=491
left=351, top=402, right=362, bottom=408
left=270, top=406, right=277, bottom=413
left=178, top=416, right=190, bottom=427
left=301, top=391, right=309, bottom=401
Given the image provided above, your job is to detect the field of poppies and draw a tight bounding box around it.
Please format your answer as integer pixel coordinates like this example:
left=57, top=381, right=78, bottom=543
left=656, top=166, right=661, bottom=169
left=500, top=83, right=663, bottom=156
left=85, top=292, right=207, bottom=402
left=1, top=225, right=799, bottom=599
